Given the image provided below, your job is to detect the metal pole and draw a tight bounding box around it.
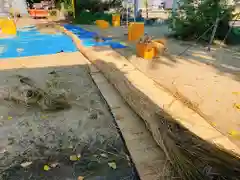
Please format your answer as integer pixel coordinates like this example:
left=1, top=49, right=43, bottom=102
left=134, top=0, right=138, bottom=19
left=126, top=0, right=128, bottom=27
left=172, top=0, right=177, bottom=28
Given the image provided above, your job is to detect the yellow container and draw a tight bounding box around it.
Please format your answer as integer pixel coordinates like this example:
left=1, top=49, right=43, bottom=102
left=136, top=42, right=155, bottom=60
left=96, top=20, right=109, bottom=29
left=112, top=14, right=120, bottom=21
left=0, top=18, right=17, bottom=36
left=128, top=22, right=144, bottom=41
left=112, top=14, right=120, bottom=27
left=112, top=20, right=120, bottom=27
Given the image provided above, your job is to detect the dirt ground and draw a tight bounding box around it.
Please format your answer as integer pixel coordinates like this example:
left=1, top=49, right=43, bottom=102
left=15, top=17, right=50, bottom=28
left=79, top=24, right=240, bottom=149
left=0, top=26, right=138, bottom=179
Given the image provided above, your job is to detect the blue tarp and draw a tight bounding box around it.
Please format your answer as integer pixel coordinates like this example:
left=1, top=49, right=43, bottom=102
left=64, top=24, right=127, bottom=49
left=0, top=27, right=78, bottom=59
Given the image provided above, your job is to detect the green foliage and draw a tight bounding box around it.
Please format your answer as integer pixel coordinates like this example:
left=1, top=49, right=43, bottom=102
left=170, top=0, right=233, bottom=42
left=72, top=0, right=122, bottom=24
left=74, top=11, right=112, bottom=24
left=76, top=0, right=122, bottom=12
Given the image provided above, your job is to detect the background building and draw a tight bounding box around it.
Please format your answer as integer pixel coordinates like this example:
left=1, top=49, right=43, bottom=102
left=0, top=0, right=28, bottom=16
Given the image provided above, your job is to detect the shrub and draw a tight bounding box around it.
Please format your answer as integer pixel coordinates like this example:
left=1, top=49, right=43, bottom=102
left=76, top=0, right=122, bottom=13
left=170, top=0, right=233, bottom=42
left=74, top=11, right=112, bottom=25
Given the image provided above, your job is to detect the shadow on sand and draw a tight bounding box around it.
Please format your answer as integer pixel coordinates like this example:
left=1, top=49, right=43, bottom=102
left=0, top=64, right=139, bottom=180
left=86, top=56, right=240, bottom=180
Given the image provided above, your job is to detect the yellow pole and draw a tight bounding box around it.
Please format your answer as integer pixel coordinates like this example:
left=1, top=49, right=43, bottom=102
left=72, top=0, right=75, bottom=18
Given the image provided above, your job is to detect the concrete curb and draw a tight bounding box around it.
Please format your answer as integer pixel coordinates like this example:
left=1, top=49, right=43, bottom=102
left=88, top=61, right=172, bottom=179
left=59, top=26, right=240, bottom=157
left=57, top=26, right=172, bottom=179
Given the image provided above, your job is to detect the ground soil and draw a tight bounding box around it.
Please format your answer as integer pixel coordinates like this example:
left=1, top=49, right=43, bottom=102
left=0, top=25, right=139, bottom=179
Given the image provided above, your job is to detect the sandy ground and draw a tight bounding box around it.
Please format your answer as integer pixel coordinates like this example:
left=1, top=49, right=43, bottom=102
left=0, top=24, right=138, bottom=179
left=79, top=24, right=240, bottom=148
left=15, top=17, right=50, bottom=28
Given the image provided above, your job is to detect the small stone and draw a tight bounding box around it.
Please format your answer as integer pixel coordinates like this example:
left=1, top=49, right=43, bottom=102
left=100, top=153, right=108, bottom=158
left=50, top=162, right=60, bottom=168
left=21, top=161, right=32, bottom=168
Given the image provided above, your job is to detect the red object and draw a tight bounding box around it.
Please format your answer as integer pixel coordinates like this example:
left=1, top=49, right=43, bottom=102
left=28, top=9, right=49, bottom=18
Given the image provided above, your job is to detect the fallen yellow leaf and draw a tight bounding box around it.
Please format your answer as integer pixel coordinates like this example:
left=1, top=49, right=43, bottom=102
left=78, top=176, right=84, bottom=180
left=70, top=154, right=80, bottom=161
left=108, top=162, right=117, bottom=169
left=209, top=121, right=217, bottom=127
left=232, top=92, right=240, bottom=95
left=233, top=103, right=240, bottom=110
left=43, top=165, right=50, bottom=171
left=229, top=130, right=240, bottom=138
left=7, top=116, right=12, bottom=120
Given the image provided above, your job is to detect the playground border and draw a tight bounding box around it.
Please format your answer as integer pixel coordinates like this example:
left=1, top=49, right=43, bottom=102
left=55, top=25, right=171, bottom=179
left=59, top=25, right=240, bottom=173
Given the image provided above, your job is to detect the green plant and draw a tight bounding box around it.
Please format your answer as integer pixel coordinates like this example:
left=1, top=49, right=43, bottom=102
left=75, top=0, right=122, bottom=13
left=170, top=0, right=233, bottom=42
left=74, top=11, right=112, bottom=25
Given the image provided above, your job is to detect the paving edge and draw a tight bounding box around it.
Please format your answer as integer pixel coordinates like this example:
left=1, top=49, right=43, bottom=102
left=88, top=62, right=172, bottom=179
left=55, top=26, right=173, bottom=179
left=58, top=26, right=240, bottom=157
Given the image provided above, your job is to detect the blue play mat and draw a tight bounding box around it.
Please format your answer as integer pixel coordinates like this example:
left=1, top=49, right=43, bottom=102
left=63, top=24, right=127, bottom=49
left=0, top=26, right=78, bottom=59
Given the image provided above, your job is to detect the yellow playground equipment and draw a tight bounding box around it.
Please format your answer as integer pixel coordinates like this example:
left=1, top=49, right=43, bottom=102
left=112, top=14, right=120, bottom=27
left=128, top=22, right=144, bottom=41
left=136, top=42, right=155, bottom=60
left=96, top=20, right=110, bottom=29
left=0, top=18, right=17, bottom=36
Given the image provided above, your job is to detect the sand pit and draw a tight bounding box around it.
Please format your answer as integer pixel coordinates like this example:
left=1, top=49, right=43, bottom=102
left=0, top=53, right=138, bottom=180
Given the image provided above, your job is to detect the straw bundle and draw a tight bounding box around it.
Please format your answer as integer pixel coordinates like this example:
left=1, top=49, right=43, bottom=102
left=155, top=112, right=240, bottom=180
left=5, top=74, right=71, bottom=111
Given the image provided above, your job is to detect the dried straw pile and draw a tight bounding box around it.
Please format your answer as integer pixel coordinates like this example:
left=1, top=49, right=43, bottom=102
left=4, top=73, right=70, bottom=111
left=155, top=111, right=240, bottom=180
